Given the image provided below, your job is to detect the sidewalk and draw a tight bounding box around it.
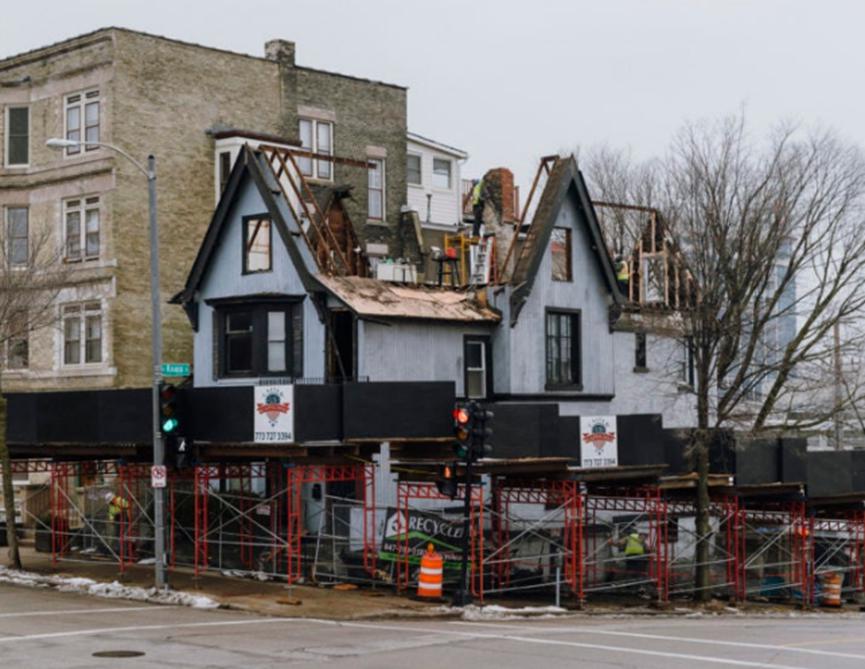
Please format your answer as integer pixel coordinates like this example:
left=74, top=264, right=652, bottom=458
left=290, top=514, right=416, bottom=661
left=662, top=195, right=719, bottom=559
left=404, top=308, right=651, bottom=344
left=15, top=548, right=451, bottom=620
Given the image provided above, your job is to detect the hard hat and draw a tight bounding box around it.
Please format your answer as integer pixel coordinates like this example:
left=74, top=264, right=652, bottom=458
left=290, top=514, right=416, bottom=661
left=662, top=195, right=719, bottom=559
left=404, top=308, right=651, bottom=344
left=103, top=491, right=114, bottom=503
left=427, top=543, right=435, bottom=552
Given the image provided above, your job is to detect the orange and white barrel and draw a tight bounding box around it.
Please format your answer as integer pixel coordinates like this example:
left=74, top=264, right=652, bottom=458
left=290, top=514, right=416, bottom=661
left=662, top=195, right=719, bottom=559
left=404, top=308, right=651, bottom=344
left=417, top=543, right=443, bottom=599
left=822, top=572, right=842, bottom=607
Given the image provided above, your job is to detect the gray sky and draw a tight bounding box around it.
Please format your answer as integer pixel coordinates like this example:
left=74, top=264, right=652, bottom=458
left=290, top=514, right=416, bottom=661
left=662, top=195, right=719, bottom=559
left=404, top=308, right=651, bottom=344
left=4, top=0, right=864, bottom=192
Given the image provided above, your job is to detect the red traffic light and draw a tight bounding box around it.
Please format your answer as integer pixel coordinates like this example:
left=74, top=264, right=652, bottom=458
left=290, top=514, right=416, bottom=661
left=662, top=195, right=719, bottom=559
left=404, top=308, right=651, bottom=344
left=453, top=407, right=470, bottom=425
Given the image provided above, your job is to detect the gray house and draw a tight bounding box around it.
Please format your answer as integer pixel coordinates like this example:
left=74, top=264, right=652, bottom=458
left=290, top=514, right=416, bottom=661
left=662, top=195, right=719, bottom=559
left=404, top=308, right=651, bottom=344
left=174, top=147, right=697, bottom=456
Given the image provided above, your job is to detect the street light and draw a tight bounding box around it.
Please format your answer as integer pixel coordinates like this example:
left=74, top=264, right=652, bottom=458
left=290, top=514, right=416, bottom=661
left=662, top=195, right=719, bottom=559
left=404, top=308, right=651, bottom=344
left=47, top=137, right=167, bottom=590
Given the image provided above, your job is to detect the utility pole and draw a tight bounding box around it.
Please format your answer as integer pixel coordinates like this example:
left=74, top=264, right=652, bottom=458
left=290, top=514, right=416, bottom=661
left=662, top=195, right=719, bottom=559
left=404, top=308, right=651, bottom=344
left=148, top=155, right=167, bottom=589
left=834, top=320, right=843, bottom=450
left=46, top=139, right=166, bottom=589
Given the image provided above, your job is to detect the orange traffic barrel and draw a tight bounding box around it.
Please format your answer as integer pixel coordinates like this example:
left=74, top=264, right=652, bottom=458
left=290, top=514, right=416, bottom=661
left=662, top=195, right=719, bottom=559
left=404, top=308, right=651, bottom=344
left=417, top=543, right=443, bottom=599
left=822, top=572, right=842, bottom=607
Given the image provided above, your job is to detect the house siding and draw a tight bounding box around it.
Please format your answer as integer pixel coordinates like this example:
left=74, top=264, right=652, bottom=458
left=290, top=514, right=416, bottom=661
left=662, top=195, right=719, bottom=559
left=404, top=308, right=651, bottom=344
left=193, top=175, right=324, bottom=387
left=500, top=190, right=615, bottom=396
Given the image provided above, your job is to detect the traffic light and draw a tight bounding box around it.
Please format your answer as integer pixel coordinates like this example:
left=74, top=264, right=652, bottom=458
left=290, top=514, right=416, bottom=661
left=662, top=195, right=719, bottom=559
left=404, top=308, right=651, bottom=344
left=453, top=404, right=473, bottom=460
left=159, top=383, right=181, bottom=435
left=435, top=462, right=459, bottom=499
left=471, top=406, right=494, bottom=460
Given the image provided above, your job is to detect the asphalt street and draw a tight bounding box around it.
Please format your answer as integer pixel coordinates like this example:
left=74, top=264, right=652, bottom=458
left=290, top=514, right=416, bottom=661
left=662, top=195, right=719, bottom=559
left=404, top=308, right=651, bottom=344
left=2, top=583, right=865, bottom=668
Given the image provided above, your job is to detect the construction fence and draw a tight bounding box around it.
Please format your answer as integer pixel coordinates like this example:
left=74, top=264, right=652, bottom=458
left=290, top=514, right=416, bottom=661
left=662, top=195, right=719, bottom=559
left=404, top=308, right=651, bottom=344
left=6, top=460, right=865, bottom=607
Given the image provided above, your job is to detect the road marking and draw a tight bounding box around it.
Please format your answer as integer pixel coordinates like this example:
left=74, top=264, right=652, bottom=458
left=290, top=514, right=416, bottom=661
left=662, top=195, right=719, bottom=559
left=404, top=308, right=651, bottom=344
left=451, top=620, right=865, bottom=661
left=0, top=607, right=157, bottom=619
left=331, top=620, right=814, bottom=669
left=0, top=617, right=298, bottom=644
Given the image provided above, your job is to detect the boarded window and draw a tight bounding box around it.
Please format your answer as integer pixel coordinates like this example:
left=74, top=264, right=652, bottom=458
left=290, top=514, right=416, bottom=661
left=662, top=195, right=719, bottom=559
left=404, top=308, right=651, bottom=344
left=550, top=227, right=571, bottom=281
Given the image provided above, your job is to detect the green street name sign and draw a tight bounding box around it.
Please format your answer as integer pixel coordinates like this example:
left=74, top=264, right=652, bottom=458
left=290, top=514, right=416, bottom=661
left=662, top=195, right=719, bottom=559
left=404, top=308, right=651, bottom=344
left=161, top=362, right=191, bottom=377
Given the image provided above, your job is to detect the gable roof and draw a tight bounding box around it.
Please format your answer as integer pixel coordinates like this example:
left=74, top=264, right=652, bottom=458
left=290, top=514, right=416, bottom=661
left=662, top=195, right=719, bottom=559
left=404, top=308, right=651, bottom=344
left=172, top=145, right=319, bottom=313
left=509, top=156, right=623, bottom=324
left=317, top=275, right=500, bottom=323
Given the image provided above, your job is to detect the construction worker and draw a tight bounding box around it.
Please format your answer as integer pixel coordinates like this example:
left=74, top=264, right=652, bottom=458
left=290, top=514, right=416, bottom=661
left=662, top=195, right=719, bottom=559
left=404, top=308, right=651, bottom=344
left=611, top=531, right=647, bottom=582
left=471, top=178, right=485, bottom=237
left=615, top=255, right=630, bottom=296
left=104, top=490, right=130, bottom=555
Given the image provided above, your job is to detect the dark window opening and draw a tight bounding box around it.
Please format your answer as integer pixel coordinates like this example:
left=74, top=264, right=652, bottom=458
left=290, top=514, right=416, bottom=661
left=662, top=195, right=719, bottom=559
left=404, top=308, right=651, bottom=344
left=218, top=301, right=301, bottom=379
left=679, top=336, right=695, bottom=388
left=219, top=151, right=232, bottom=195
left=327, top=310, right=356, bottom=382
left=7, top=107, right=29, bottom=166
left=545, top=310, right=581, bottom=388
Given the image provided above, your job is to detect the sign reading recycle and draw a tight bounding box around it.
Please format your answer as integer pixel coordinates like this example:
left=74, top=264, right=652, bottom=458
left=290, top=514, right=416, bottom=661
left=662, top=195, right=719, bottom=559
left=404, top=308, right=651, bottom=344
left=378, top=507, right=464, bottom=569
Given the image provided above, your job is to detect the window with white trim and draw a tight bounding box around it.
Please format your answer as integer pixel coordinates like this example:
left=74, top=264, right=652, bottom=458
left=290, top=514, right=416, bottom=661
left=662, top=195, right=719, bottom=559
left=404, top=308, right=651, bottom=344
left=64, top=196, right=100, bottom=261
left=5, top=106, right=29, bottom=166
left=5, top=309, right=28, bottom=370
left=6, top=206, right=28, bottom=268
left=678, top=336, right=695, bottom=388
left=406, top=153, right=422, bottom=185
left=64, top=90, right=100, bottom=155
left=368, top=158, right=385, bottom=220
left=298, top=118, right=333, bottom=180
left=432, top=158, right=452, bottom=189
left=62, top=302, right=102, bottom=365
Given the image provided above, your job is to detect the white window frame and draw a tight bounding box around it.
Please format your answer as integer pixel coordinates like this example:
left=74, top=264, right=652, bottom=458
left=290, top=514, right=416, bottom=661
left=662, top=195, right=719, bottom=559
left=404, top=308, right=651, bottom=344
left=432, top=158, right=452, bottom=190
left=367, top=158, right=385, bottom=221
left=63, top=89, right=100, bottom=156
left=4, top=309, right=28, bottom=370
left=298, top=118, right=334, bottom=181
left=5, top=206, right=29, bottom=269
left=63, top=196, right=100, bottom=262
left=465, top=339, right=487, bottom=399
left=61, top=301, right=103, bottom=367
left=4, top=105, right=30, bottom=168
left=406, top=152, right=422, bottom=186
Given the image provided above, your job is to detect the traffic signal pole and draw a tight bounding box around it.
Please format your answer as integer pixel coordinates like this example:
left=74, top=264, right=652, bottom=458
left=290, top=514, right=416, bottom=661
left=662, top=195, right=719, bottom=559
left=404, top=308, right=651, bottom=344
left=453, top=456, right=473, bottom=607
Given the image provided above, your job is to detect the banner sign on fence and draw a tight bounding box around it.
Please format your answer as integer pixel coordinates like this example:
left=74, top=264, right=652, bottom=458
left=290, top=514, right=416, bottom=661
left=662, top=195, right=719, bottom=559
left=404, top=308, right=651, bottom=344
left=378, top=507, right=464, bottom=569
left=579, top=415, right=619, bottom=468
left=253, top=384, right=294, bottom=443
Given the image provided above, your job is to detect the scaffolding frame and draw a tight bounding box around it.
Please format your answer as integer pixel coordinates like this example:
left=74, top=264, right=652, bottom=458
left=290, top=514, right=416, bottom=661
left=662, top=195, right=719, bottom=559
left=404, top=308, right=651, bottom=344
left=395, top=481, right=485, bottom=599
left=488, top=478, right=583, bottom=602
left=584, top=487, right=669, bottom=603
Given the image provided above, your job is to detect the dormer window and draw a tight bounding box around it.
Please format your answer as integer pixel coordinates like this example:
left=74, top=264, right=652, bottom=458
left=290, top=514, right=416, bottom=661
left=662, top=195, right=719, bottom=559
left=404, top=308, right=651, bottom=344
left=243, top=215, right=272, bottom=273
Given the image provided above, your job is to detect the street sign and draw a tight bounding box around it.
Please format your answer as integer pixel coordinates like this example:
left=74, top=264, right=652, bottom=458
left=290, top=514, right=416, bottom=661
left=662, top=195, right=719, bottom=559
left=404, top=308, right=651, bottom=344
left=161, top=362, right=190, bottom=377
left=151, top=465, right=167, bottom=489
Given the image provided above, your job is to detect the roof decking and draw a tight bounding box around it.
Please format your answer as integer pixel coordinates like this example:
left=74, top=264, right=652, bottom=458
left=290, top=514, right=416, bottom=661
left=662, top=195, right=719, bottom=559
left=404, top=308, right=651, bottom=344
left=316, top=275, right=501, bottom=323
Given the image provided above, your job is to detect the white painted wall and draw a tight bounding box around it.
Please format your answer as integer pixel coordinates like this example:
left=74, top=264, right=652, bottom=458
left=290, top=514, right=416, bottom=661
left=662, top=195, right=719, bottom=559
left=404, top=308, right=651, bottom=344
left=406, top=136, right=464, bottom=229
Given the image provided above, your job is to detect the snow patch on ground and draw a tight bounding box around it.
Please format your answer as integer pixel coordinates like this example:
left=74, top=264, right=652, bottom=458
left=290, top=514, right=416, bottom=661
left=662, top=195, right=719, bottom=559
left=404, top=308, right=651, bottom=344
left=0, top=566, right=219, bottom=609
left=459, top=604, right=568, bottom=620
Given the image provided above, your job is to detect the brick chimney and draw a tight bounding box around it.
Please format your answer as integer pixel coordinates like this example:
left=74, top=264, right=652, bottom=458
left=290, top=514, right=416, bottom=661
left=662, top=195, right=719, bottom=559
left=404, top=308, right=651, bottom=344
left=265, top=39, right=296, bottom=66
left=484, top=167, right=516, bottom=224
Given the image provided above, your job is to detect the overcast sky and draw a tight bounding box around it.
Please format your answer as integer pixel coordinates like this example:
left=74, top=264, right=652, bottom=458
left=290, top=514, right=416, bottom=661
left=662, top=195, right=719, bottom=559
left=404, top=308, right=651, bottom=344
left=4, top=0, right=864, bottom=192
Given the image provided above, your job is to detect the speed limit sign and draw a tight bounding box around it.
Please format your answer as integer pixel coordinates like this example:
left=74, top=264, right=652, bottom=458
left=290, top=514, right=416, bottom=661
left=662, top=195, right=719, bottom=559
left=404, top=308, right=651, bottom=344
left=151, top=465, right=167, bottom=489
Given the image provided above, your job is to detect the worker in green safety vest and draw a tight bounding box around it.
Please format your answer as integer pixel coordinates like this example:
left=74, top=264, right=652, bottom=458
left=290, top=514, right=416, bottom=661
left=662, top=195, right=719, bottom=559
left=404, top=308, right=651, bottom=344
left=611, top=531, right=648, bottom=583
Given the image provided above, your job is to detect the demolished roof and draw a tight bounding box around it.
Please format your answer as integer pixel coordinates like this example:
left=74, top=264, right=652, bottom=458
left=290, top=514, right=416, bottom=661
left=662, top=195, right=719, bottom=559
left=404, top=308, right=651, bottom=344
left=316, top=275, right=501, bottom=323
left=509, top=156, right=623, bottom=324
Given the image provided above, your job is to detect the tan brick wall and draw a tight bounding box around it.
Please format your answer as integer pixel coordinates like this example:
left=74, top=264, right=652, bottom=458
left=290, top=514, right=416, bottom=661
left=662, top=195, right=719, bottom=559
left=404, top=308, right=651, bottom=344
left=1, top=28, right=410, bottom=391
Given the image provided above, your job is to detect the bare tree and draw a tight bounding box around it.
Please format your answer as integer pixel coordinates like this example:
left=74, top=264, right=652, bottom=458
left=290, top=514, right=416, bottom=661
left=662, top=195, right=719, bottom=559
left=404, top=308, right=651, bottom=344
left=0, top=210, right=68, bottom=569
left=583, top=115, right=865, bottom=600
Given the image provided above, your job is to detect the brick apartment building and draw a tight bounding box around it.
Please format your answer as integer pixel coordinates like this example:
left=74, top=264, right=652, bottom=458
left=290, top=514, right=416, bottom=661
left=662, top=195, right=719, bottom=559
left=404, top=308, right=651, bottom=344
left=0, top=27, right=407, bottom=391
